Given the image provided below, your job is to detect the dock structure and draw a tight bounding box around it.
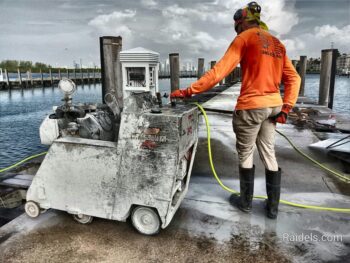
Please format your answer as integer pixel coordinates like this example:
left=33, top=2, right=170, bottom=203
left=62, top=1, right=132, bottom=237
left=0, top=68, right=102, bottom=90
left=158, top=70, right=197, bottom=79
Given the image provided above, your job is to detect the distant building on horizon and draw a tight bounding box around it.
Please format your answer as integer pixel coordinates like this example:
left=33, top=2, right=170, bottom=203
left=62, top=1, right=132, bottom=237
left=336, top=53, right=350, bottom=75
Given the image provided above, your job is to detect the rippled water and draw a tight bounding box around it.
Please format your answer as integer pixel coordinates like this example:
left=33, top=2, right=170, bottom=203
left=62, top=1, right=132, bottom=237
left=304, top=75, right=350, bottom=114
left=0, top=76, right=349, bottom=169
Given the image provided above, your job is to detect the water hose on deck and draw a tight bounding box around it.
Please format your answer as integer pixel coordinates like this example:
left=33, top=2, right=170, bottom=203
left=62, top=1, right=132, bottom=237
left=193, top=102, right=350, bottom=213
left=275, top=130, right=350, bottom=183
left=0, top=151, right=47, bottom=173
left=0, top=104, right=349, bottom=213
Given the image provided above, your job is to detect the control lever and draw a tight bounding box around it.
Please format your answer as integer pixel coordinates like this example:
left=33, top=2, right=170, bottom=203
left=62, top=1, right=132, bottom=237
left=156, top=92, right=162, bottom=108
left=104, top=93, right=121, bottom=117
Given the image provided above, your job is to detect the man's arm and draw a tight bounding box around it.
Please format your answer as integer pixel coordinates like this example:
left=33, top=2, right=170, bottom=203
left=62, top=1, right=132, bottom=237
left=189, top=36, right=246, bottom=94
left=170, top=36, right=246, bottom=98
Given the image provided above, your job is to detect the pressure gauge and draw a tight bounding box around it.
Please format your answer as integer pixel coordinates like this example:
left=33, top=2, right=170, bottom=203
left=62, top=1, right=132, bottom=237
left=58, top=78, right=76, bottom=96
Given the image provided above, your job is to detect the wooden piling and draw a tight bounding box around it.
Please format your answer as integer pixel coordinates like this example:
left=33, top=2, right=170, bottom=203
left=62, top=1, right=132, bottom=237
left=224, top=69, right=234, bottom=86
left=26, top=70, right=30, bottom=87
left=100, top=36, right=123, bottom=105
left=210, top=61, right=219, bottom=85
left=298, top=56, right=307, bottom=96
left=49, top=69, right=53, bottom=86
left=30, top=69, right=33, bottom=86
left=214, top=60, right=223, bottom=85
left=17, top=68, right=22, bottom=87
left=80, top=67, right=84, bottom=85
left=169, top=53, right=180, bottom=92
left=74, top=69, right=77, bottom=82
left=5, top=69, right=10, bottom=89
left=234, top=67, right=242, bottom=81
left=58, top=69, right=61, bottom=80
left=319, top=49, right=337, bottom=108
left=292, top=60, right=298, bottom=70
left=197, top=58, right=204, bottom=79
left=40, top=69, right=44, bottom=86
left=67, top=68, right=69, bottom=79
left=87, top=69, right=90, bottom=83
left=93, top=67, right=96, bottom=84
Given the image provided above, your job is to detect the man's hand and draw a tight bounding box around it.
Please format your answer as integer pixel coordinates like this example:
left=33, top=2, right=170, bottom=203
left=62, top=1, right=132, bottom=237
left=270, top=111, right=287, bottom=124
left=170, top=88, right=192, bottom=99
left=269, top=104, right=293, bottom=124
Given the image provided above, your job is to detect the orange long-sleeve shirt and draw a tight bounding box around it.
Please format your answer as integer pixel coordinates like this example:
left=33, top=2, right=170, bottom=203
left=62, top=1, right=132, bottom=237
left=189, top=27, right=301, bottom=110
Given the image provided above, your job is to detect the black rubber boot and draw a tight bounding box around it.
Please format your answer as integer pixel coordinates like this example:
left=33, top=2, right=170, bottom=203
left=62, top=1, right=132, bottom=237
left=265, top=168, right=282, bottom=219
left=236, top=165, right=255, bottom=212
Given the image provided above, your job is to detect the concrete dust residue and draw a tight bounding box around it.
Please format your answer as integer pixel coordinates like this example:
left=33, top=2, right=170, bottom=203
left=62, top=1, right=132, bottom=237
left=1, top=212, right=291, bottom=263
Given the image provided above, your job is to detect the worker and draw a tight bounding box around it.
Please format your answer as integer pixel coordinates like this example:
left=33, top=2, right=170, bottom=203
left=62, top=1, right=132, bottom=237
left=170, top=1, right=301, bottom=219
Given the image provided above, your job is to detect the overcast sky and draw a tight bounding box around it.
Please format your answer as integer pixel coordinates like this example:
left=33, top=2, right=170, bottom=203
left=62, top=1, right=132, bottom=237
left=0, top=0, right=349, bottom=68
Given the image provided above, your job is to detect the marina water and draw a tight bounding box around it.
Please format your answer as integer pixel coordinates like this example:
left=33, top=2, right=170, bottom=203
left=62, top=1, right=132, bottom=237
left=0, top=76, right=349, bottom=168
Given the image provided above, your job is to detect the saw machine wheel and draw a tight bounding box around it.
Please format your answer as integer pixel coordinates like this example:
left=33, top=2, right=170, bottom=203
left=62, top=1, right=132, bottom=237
left=25, top=201, right=41, bottom=218
left=131, top=206, right=160, bottom=235
left=73, top=214, right=93, bottom=224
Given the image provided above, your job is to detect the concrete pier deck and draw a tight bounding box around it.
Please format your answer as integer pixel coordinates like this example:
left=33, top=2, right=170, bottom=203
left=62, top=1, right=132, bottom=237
left=0, top=84, right=349, bottom=262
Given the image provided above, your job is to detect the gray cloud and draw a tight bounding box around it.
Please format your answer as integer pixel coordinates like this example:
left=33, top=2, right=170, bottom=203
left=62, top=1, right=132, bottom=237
left=0, top=0, right=349, bottom=68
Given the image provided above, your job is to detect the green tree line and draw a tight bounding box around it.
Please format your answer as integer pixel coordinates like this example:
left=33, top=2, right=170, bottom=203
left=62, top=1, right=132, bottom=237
left=0, top=60, right=51, bottom=72
left=0, top=60, right=100, bottom=73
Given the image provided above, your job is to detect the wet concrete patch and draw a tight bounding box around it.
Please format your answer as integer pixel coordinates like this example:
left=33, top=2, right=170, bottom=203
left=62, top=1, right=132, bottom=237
left=0, top=211, right=292, bottom=263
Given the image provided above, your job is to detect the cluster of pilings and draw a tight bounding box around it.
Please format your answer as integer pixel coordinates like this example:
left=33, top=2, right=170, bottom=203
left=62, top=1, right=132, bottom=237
left=292, top=49, right=338, bottom=109
left=99, top=37, right=341, bottom=110
left=167, top=53, right=241, bottom=93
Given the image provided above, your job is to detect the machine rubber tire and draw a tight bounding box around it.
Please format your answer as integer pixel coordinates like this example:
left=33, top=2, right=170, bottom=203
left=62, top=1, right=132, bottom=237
left=25, top=201, right=40, bottom=218
left=131, top=206, right=160, bottom=235
left=73, top=214, right=93, bottom=224
left=40, top=209, right=48, bottom=214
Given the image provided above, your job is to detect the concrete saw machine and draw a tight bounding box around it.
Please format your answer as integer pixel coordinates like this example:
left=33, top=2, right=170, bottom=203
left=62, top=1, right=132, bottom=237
left=25, top=49, right=199, bottom=235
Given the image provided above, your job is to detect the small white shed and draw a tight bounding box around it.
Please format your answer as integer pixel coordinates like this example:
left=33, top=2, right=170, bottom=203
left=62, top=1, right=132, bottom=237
left=120, top=47, right=159, bottom=98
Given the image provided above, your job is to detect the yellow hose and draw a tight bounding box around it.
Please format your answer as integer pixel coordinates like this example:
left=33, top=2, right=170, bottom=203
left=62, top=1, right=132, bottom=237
left=275, top=130, right=350, bottom=183
left=193, top=102, right=350, bottom=213
left=1, top=104, right=349, bottom=213
left=0, top=151, right=47, bottom=173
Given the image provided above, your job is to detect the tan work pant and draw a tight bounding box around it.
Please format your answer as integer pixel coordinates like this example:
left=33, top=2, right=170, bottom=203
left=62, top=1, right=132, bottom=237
left=232, top=106, right=282, bottom=171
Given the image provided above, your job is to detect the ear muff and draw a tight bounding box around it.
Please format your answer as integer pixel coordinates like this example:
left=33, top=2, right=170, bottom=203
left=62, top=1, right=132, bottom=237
left=234, top=2, right=268, bottom=31
left=247, top=1, right=261, bottom=14
left=242, top=9, right=247, bottom=18
left=233, top=9, right=243, bottom=22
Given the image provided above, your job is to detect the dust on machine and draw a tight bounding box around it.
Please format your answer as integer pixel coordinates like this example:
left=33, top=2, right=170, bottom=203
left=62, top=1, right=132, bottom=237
left=25, top=48, right=199, bottom=235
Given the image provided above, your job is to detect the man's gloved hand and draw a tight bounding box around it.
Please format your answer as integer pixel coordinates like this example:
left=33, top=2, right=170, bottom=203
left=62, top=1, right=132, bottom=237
left=269, top=104, right=293, bottom=124
left=170, top=88, right=192, bottom=99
